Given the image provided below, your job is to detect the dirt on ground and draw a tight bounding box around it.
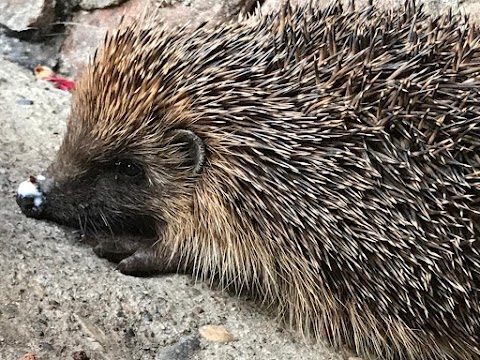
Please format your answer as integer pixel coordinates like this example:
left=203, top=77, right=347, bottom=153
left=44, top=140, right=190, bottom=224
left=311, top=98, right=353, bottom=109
left=0, top=57, right=345, bottom=360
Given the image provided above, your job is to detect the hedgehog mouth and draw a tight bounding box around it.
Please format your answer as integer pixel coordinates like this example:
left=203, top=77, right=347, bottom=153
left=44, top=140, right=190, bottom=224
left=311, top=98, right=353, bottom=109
left=56, top=212, right=158, bottom=240
left=35, top=204, right=158, bottom=241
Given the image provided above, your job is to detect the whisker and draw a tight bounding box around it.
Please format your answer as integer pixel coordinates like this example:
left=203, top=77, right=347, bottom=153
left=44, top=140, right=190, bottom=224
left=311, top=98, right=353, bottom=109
left=87, top=217, right=99, bottom=236
left=100, top=209, right=116, bottom=240
left=77, top=213, right=85, bottom=236
left=83, top=212, right=89, bottom=234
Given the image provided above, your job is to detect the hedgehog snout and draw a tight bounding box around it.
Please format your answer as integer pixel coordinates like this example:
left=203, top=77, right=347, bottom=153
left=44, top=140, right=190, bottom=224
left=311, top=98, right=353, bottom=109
left=16, top=174, right=53, bottom=218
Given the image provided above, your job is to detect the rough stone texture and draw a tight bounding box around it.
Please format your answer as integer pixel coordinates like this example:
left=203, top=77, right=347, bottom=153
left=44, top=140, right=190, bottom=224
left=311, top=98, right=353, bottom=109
left=155, top=336, right=201, bottom=360
left=259, top=0, right=301, bottom=14
left=0, top=27, right=63, bottom=70
left=0, top=0, right=56, bottom=32
left=55, top=0, right=82, bottom=19
left=58, top=0, right=254, bottom=76
left=58, top=0, right=149, bottom=76
left=0, top=56, right=346, bottom=360
left=79, top=0, right=128, bottom=10
left=460, top=0, right=480, bottom=22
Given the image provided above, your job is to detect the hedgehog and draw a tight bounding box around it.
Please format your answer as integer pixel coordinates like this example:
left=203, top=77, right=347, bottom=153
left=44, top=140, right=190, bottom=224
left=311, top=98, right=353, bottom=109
left=15, top=1, right=480, bottom=359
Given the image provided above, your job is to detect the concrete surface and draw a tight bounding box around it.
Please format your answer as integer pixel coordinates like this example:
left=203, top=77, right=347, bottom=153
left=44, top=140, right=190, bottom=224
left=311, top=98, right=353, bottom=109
left=0, top=58, right=345, bottom=359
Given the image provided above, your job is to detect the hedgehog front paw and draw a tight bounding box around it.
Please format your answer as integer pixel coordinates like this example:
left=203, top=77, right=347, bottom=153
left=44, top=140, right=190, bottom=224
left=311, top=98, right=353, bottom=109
left=116, top=245, right=177, bottom=277
left=92, top=236, right=156, bottom=263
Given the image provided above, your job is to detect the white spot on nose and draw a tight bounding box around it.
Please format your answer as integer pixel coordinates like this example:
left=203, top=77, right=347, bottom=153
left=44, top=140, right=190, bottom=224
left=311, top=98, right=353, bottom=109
left=33, top=197, right=43, bottom=207
left=17, top=177, right=44, bottom=207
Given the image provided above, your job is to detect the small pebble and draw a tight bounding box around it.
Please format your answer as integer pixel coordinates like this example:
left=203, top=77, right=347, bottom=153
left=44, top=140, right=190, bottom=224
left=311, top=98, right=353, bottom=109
left=16, top=99, right=34, bottom=106
left=199, top=324, right=235, bottom=342
left=155, top=336, right=200, bottom=360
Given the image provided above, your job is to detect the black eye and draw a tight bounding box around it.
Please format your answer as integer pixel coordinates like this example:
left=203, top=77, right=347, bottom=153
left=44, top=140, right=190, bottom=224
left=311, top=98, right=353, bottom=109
left=116, top=160, right=142, bottom=177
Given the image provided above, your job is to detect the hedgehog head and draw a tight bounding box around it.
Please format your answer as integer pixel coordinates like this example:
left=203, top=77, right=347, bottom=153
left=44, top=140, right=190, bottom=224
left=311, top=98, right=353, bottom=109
left=16, top=23, right=207, bottom=239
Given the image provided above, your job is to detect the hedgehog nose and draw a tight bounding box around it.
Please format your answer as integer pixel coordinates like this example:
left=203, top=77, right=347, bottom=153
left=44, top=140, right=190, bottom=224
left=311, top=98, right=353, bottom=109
left=16, top=175, right=48, bottom=218
left=16, top=195, right=43, bottom=218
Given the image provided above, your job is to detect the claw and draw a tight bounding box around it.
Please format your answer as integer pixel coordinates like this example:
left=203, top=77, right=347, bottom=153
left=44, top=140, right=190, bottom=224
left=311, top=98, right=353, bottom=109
left=116, top=245, right=163, bottom=276
left=116, top=244, right=181, bottom=277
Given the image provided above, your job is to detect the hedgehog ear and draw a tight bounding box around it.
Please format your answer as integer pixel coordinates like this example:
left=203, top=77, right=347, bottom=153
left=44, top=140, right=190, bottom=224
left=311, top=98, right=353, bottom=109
left=169, top=129, right=206, bottom=174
